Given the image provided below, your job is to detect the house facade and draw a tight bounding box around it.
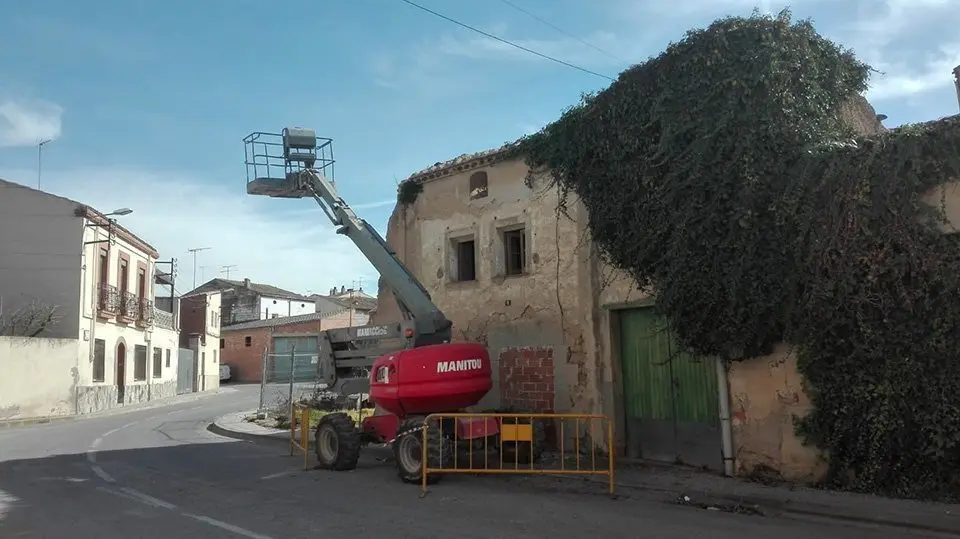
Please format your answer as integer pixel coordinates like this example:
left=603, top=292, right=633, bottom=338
left=0, top=179, right=183, bottom=421
left=178, top=290, right=222, bottom=392
left=372, top=99, right=959, bottom=482
left=187, top=278, right=315, bottom=325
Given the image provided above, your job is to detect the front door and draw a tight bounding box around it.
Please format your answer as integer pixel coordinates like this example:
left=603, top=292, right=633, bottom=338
left=619, top=307, right=722, bottom=470
left=116, top=342, right=126, bottom=404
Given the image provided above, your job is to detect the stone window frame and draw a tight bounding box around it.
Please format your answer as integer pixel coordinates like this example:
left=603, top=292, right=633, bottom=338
left=444, top=225, right=480, bottom=284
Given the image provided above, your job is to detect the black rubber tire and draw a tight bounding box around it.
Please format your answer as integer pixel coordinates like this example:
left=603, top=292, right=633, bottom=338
left=500, top=417, right=548, bottom=465
left=314, top=412, right=361, bottom=471
left=393, top=417, right=451, bottom=485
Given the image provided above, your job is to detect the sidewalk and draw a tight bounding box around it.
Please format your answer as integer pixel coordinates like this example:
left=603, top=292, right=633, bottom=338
left=210, top=409, right=960, bottom=536
left=0, top=388, right=235, bottom=429
left=606, top=462, right=960, bottom=536
left=209, top=410, right=298, bottom=444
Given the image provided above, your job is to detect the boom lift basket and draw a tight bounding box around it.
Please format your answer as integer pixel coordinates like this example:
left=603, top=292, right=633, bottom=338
left=243, top=128, right=335, bottom=198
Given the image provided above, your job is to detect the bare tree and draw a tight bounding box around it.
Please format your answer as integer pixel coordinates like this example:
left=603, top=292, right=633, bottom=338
left=0, top=299, right=61, bottom=337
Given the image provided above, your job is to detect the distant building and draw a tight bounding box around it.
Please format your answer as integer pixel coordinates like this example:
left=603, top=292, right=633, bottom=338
left=186, top=278, right=315, bottom=326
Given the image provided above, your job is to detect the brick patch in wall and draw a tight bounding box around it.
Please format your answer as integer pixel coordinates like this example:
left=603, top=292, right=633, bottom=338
left=498, top=346, right=555, bottom=413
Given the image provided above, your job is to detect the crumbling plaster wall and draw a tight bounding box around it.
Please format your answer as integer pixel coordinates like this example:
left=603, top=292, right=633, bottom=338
left=375, top=158, right=596, bottom=414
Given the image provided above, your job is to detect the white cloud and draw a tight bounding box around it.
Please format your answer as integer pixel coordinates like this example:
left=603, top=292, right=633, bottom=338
left=0, top=99, right=63, bottom=148
left=867, top=42, right=960, bottom=101
left=0, top=167, right=382, bottom=296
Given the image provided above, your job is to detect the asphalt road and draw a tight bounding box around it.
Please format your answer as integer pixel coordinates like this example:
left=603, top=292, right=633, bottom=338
left=0, top=385, right=940, bottom=538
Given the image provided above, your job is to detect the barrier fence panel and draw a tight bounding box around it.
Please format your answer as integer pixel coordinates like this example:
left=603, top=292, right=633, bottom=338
left=258, top=350, right=326, bottom=417
left=289, top=403, right=311, bottom=470
left=420, top=413, right=615, bottom=496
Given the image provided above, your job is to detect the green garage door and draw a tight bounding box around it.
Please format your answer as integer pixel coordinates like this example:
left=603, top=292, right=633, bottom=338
left=272, top=336, right=320, bottom=383
left=619, top=307, right=721, bottom=470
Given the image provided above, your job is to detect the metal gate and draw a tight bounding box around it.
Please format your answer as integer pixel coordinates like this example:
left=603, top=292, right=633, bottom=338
left=177, top=348, right=197, bottom=395
left=271, top=336, right=319, bottom=383
left=618, top=307, right=722, bottom=470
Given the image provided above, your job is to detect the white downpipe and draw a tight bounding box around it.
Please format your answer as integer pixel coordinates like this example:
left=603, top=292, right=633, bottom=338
left=717, top=357, right=735, bottom=476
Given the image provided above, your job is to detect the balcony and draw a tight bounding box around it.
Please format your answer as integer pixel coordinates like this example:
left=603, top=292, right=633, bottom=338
left=118, top=291, right=138, bottom=323
left=153, top=307, right=175, bottom=330
left=97, top=283, right=120, bottom=318
left=137, top=297, right=155, bottom=328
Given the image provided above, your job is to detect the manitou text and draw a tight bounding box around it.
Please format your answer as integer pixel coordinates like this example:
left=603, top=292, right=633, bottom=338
left=436, top=358, right=484, bottom=373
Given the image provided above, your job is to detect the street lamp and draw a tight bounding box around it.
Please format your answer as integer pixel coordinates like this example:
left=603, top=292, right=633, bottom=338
left=37, top=138, right=52, bottom=190
left=84, top=207, right=134, bottom=246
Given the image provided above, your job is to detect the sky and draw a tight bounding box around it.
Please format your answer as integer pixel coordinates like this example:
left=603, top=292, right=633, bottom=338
left=0, top=0, right=958, bottom=297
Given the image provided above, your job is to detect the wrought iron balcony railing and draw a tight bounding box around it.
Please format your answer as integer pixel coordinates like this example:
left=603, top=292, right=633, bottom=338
left=119, top=291, right=138, bottom=322
left=137, top=297, right=155, bottom=327
left=97, top=283, right=120, bottom=316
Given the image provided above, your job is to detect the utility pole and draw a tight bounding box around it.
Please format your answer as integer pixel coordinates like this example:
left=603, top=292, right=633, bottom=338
left=37, top=138, right=52, bottom=190
left=187, top=247, right=211, bottom=290
left=220, top=264, right=238, bottom=279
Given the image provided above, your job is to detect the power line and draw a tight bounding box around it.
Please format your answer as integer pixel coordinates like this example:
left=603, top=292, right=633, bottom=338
left=398, top=0, right=614, bottom=81
left=496, top=0, right=626, bottom=64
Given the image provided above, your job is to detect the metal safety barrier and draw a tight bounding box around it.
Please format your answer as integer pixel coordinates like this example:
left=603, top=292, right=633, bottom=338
left=289, top=403, right=312, bottom=470
left=420, top=413, right=615, bottom=496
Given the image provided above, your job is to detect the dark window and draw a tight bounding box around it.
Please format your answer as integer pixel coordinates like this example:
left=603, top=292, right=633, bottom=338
left=504, top=229, right=526, bottom=276
left=469, top=171, right=488, bottom=200
left=219, top=338, right=225, bottom=349
left=165, top=349, right=171, bottom=368
left=93, top=339, right=106, bottom=382
left=134, top=344, right=147, bottom=381
left=152, top=347, right=162, bottom=378
left=244, top=336, right=252, bottom=347
left=455, top=240, right=476, bottom=281
left=98, top=249, right=109, bottom=285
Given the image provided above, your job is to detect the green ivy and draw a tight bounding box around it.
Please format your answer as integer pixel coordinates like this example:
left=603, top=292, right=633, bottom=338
left=397, top=178, right=423, bottom=205
left=514, top=9, right=960, bottom=498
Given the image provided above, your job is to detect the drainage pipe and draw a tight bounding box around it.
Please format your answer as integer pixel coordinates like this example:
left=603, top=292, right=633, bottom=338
left=716, top=357, right=735, bottom=476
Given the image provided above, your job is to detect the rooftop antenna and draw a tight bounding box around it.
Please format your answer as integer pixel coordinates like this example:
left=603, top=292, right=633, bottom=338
left=187, top=247, right=212, bottom=289
left=220, top=264, right=238, bottom=279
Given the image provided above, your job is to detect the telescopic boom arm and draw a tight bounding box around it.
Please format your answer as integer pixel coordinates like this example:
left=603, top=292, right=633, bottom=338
left=243, top=127, right=452, bottom=348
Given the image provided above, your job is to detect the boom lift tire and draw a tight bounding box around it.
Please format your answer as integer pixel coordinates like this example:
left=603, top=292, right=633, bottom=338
left=393, top=417, right=451, bottom=485
left=500, top=416, right=548, bottom=465
left=314, top=412, right=361, bottom=471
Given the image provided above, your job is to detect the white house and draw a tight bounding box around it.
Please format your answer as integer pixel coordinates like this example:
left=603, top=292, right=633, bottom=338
left=0, top=179, right=185, bottom=421
left=178, top=289, right=222, bottom=392
left=186, top=277, right=316, bottom=326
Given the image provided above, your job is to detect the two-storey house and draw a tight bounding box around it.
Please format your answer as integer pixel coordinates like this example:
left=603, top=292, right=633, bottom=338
left=0, top=179, right=181, bottom=420
left=186, top=277, right=315, bottom=326
left=178, top=290, right=222, bottom=391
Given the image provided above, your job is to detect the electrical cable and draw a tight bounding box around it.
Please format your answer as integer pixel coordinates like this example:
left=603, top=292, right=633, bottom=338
left=496, top=0, right=627, bottom=64
left=397, top=0, right=615, bottom=81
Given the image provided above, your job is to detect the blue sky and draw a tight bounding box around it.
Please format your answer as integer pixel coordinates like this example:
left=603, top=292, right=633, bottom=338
left=1, top=0, right=957, bottom=296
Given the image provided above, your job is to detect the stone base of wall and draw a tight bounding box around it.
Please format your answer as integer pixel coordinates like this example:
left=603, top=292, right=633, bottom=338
left=76, top=381, right=179, bottom=415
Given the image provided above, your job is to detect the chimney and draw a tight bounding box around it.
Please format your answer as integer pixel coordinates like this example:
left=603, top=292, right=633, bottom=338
left=243, top=278, right=251, bottom=288
left=954, top=65, right=960, bottom=113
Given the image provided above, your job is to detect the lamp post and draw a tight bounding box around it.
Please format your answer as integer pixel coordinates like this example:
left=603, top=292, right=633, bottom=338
left=37, top=138, right=52, bottom=190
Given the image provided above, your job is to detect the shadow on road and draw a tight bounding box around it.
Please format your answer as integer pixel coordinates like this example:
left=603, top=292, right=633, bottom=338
left=0, top=434, right=928, bottom=539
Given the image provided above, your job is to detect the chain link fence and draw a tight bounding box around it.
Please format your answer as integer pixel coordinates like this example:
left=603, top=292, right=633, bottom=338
left=257, top=349, right=327, bottom=424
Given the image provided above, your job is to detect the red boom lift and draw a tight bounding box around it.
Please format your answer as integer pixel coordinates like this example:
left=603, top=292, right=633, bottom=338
left=243, top=128, right=545, bottom=483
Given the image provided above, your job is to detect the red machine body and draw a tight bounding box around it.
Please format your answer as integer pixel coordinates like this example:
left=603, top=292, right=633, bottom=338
left=369, top=342, right=492, bottom=416
left=361, top=342, right=496, bottom=444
